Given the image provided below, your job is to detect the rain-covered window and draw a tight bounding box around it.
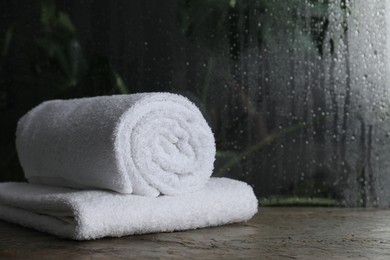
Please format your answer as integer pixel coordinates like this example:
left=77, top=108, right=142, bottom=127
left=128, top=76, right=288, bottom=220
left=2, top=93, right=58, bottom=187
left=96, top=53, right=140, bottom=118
left=1, top=0, right=389, bottom=207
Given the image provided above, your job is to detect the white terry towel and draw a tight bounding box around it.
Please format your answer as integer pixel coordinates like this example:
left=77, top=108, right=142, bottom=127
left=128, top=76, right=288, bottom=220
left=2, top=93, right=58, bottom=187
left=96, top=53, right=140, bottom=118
left=0, top=178, right=258, bottom=240
left=16, top=93, right=216, bottom=197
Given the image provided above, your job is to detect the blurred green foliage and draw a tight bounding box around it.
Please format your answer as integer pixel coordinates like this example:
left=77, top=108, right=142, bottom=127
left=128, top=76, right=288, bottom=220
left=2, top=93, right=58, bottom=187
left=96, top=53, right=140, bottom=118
left=177, top=0, right=331, bottom=57
left=33, top=0, right=128, bottom=98
left=178, top=0, right=332, bottom=174
left=0, top=0, right=128, bottom=181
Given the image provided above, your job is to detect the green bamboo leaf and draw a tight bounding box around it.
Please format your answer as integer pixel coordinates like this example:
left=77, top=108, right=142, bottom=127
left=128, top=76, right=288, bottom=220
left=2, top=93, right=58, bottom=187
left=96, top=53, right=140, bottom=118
left=41, top=0, right=56, bottom=29
left=67, top=40, right=87, bottom=83
left=215, top=122, right=307, bottom=176
left=115, top=73, right=128, bottom=94
left=229, top=0, right=237, bottom=8
left=58, top=12, right=75, bottom=33
left=1, top=27, right=13, bottom=57
left=259, top=196, right=338, bottom=207
left=216, top=150, right=241, bottom=157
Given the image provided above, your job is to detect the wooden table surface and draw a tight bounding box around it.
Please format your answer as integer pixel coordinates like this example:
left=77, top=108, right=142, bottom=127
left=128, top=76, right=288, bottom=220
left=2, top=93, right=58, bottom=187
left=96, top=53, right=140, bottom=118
left=1, top=207, right=390, bottom=259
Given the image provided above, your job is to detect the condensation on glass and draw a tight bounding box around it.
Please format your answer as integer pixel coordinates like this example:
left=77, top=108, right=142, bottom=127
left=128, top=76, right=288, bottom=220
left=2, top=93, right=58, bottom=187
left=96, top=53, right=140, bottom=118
left=2, top=0, right=390, bottom=207
left=154, top=0, right=388, bottom=207
left=90, top=0, right=390, bottom=207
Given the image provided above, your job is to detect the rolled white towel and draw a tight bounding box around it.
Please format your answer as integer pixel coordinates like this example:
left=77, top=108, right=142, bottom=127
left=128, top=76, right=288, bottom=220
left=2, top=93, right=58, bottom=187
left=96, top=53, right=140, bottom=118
left=16, top=93, right=216, bottom=197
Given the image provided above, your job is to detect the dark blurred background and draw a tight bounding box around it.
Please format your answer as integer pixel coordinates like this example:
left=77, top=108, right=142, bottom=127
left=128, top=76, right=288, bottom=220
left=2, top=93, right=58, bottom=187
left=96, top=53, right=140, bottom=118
left=1, top=0, right=389, bottom=207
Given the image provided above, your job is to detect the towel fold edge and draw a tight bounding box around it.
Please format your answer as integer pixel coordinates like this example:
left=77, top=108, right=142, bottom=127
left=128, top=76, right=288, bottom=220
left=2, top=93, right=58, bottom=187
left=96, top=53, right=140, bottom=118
left=0, top=178, right=258, bottom=240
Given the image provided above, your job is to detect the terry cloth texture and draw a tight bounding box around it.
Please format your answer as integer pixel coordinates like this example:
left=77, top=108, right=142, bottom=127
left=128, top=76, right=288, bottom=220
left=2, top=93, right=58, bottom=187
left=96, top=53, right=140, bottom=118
left=0, top=178, right=258, bottom=240
left=16, top=93, right=216, bottom=197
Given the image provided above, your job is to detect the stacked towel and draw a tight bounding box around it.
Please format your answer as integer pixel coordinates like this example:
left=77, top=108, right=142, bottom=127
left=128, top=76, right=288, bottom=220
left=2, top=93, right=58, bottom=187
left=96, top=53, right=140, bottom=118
left=0, top=93, right=258, bottom=240
left=0, top=178, right=257, bottom=240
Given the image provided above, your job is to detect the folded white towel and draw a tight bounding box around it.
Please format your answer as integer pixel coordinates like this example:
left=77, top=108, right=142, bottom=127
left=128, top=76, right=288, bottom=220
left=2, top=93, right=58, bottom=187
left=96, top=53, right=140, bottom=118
left=0, top=178, right=258, bottom=240
left=16, top=93, right=216, bottom=197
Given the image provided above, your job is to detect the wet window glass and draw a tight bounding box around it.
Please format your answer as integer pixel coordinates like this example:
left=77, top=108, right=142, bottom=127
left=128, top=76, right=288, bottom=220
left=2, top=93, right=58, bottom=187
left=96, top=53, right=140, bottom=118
left=1, top=0, right=389, bottom=207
